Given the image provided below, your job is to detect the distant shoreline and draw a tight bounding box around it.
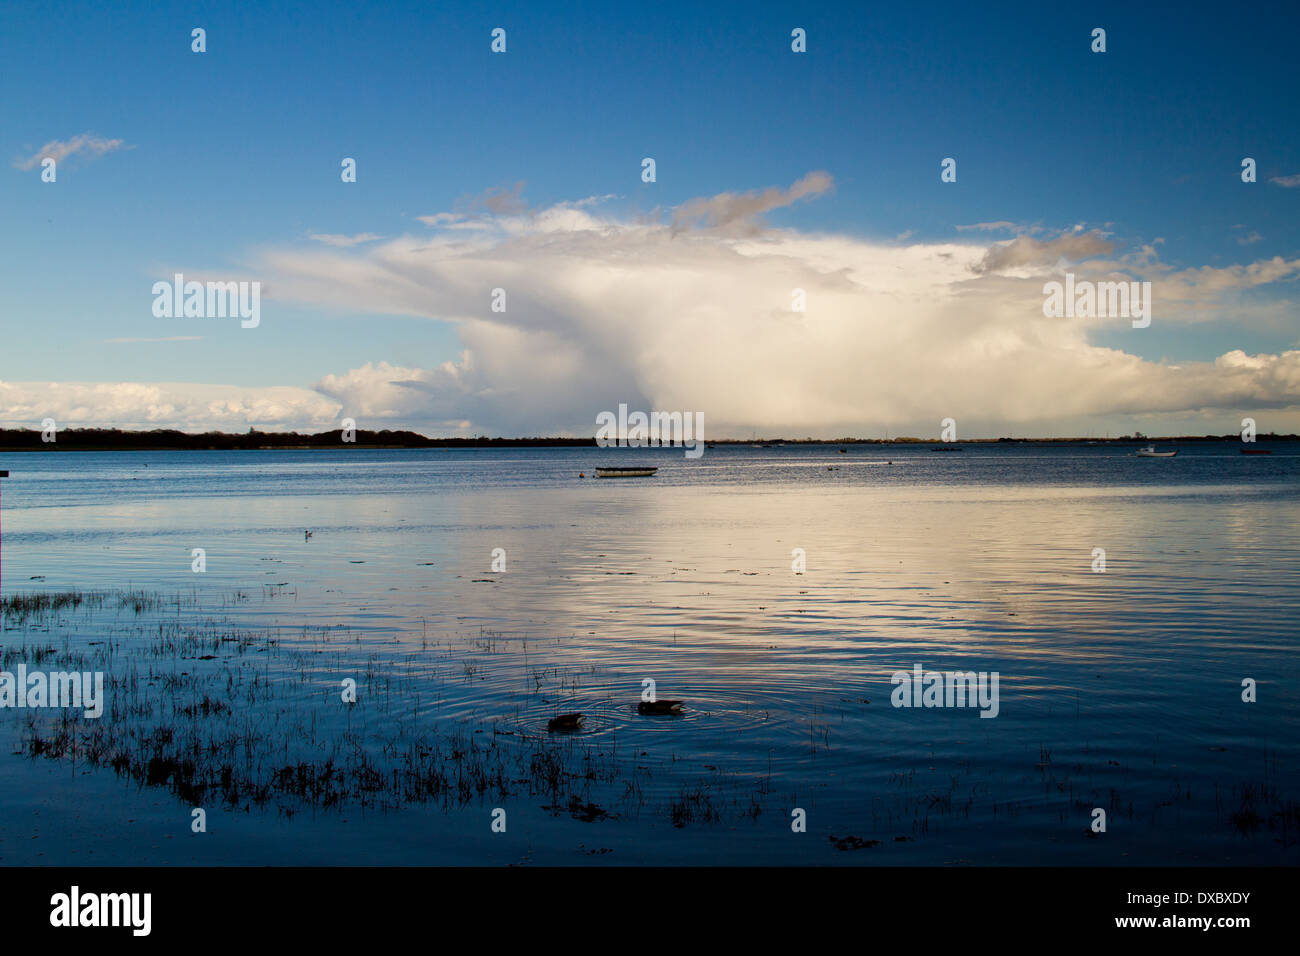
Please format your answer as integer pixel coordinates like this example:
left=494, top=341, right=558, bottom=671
left=1, top=427, right=1296, bottom=452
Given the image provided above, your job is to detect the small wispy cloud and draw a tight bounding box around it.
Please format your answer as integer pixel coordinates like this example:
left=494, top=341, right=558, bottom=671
left=671, top=170, right=833, bottom=235
left=414, top=184, right=536, bottom=230
left=1269, top=173, right=1300, bottom=188
left=308, top=232, right=386, bottom=247
left=972, top=229, right=1114, bottom=274
left=415, top=212, right=494, bottom=230
left=475, top=182, right=528, bottom=214
left=1231, top=224, right=1264, bottom=245
left=435, top=182, right=530, bottom=218
left=417, top=213, right=462, bottom=227
left=955, top=221, right=1020, bottom=233
left=14, top=133, right=129, bottom=170
left=103, top=336, right=204, bottom=344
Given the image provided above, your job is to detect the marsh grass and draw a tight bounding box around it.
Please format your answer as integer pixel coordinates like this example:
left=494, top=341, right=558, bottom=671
left=6, top=589, right=772, bottom=828
left=2, top=590, right=103, bottom=624
left=7, top=588, right=1296, bottom=850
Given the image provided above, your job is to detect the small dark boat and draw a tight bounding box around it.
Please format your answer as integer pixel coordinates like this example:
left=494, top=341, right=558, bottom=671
left=1240, top=448, right=1272, bottom=455
left=930, top=446, right=962, bottom=452
left=637, top=700, right=684, bottom=715
left=595, top=467, right=658, bottom=478
left=547, top=713, right=584, bottom=732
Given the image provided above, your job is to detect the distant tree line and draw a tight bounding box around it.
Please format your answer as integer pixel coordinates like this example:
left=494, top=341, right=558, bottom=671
left=0, top=428, right=597, bottom=450
left=0, top=428, right=1293, bottom=450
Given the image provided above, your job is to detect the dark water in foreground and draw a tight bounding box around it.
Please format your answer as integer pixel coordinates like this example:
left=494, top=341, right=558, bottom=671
left=0, top=442, right=1297, bottom=865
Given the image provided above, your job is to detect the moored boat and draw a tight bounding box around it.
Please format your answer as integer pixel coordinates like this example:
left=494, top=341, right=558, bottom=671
left=1136, top=445, right=1177, bottom=457
left=595, top=466, right=658, bottom=478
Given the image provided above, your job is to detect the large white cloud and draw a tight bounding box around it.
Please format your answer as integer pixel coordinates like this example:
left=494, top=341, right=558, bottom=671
left=259, top=188, right=1300, bottom=436
left=4, top=178, right=1299, bottom=436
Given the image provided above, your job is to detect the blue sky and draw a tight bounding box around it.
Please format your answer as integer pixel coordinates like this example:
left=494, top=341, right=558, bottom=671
left=1, top=0, right=1298, bottom=436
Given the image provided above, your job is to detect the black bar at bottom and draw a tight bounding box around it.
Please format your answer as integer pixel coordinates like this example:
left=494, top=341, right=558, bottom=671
left=0, top=866, right=1279, bottom=941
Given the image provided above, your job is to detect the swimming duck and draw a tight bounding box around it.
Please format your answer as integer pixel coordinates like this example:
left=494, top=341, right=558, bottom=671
left=637, top=700, right=684, bottom=715
left=547, top=713, right=584, bottom=731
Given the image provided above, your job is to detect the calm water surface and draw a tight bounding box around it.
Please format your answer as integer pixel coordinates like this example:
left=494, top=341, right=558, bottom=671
left=1, top=443, right=1297, bottom=865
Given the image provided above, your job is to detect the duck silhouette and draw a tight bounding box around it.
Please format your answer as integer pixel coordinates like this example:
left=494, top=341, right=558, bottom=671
left=547, top=713, right=584, bottom=732
left=637, top=699, right=684, bottom=715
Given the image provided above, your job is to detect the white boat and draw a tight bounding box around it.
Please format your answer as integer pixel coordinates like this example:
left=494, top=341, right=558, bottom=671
left=595, top=467, right=658, bottom=478
left=1135, top=445, right=1177, bottom=457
